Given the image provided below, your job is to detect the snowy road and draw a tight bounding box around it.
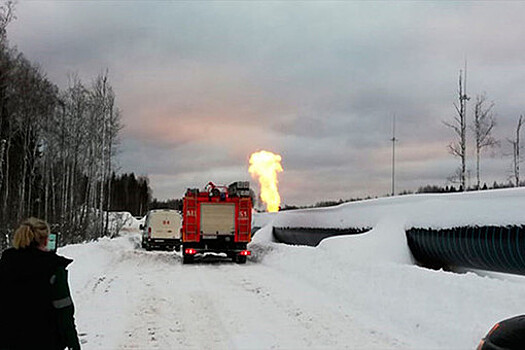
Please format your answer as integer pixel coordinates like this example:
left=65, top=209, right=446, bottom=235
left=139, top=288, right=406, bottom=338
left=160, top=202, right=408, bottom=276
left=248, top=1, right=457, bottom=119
left=66, top=234, right=403, bottom=349
left=59, top=202, right=525, bottom=350
left=54, top=190, right=525, bottom=349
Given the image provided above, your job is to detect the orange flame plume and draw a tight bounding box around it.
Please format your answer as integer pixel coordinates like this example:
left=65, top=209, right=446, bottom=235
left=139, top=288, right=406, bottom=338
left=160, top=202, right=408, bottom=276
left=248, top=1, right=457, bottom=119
left=249, top=150, right=283, bottom=212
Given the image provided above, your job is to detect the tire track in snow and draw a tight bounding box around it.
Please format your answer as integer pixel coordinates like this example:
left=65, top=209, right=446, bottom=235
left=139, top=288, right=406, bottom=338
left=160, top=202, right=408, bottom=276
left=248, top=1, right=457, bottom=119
left=119, top=259, right=233, bottom=349
left=197, top=262, right=405, bottom=349
left=72, top=235, right=404, bottom=349
left=71, top=235, right=181, bottom=349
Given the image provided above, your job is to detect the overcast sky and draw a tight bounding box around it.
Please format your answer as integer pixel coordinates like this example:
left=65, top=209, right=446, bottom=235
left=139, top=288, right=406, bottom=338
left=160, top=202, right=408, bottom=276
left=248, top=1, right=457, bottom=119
left=8, top=1, right=525, bottom=206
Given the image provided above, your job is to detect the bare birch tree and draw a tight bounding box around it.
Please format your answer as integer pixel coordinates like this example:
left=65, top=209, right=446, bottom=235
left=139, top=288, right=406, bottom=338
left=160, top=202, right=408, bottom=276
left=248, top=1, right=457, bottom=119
left=0, top=1, right=14, bottom=40
left=0, top=0, right=15, bottom=213
left=471, top=93, right=498, bottom=189
left=508, top=115, right=524, bottom=187
left=0, top=6, right=127, bottom=248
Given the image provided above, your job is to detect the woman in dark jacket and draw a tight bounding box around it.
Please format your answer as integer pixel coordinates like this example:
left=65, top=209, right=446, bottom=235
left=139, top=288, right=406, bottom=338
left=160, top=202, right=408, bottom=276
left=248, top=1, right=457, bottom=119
left=0, top=218, right=81, bottom=350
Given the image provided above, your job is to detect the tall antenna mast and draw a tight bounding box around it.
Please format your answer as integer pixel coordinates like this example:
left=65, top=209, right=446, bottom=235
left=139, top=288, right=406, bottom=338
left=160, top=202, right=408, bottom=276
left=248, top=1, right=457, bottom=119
left=464, top=60, right=468, bottom=99
left=459, top=59, right=470, bottom=191
left=391, top=114, right=397, bottom=196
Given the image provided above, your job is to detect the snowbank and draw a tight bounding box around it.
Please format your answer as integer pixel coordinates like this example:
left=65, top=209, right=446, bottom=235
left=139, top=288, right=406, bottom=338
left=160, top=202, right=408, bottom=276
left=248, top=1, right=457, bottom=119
left=248, top=188, right=525, bottom=348
left=252, top=235, right=525, bottom=349
left=271, top=188, right=525, bottom=230
left=106, top=212, right=141, bottom=235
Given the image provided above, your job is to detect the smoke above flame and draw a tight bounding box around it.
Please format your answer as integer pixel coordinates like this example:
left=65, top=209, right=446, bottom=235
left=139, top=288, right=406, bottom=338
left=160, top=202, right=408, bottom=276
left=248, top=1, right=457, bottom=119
left=249, top=150, right=283, bottom=212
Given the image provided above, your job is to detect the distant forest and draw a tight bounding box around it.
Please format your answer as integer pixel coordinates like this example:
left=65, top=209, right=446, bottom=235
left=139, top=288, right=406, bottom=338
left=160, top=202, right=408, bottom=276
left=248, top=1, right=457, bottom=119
left=281, top=180, right=520, bottom=211
left=109, top=173, right=151, bottom=216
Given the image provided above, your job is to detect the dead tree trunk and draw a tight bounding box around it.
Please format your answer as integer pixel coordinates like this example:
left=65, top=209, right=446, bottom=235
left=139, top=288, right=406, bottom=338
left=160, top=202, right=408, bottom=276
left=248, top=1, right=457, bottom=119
left=509, top=115, right=524, bottom=187
left=471, top=94, right=497, bottom=190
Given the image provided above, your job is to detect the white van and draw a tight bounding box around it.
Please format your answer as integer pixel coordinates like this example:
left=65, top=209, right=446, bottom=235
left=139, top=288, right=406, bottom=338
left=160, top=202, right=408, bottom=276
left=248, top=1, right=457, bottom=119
left=140, top=209, right=182, bottom=251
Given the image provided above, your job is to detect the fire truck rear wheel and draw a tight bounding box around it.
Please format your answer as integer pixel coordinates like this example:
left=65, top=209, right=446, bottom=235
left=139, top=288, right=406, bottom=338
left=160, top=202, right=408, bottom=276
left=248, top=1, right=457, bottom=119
left=235, top=255, right=247, bottom=264
left=183, top=254, right=194, bottom=264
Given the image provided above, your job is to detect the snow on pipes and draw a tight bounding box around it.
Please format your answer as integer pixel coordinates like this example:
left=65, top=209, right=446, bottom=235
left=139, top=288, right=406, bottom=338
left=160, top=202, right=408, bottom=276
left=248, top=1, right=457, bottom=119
left=249, top=150, right=283, bottom=212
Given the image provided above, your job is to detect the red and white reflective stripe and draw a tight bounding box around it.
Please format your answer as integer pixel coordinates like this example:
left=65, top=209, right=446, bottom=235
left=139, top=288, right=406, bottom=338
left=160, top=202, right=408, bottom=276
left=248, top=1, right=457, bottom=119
left=477, top=340, right=484, bottom=350
left=487, top=323, right=500, bottom=336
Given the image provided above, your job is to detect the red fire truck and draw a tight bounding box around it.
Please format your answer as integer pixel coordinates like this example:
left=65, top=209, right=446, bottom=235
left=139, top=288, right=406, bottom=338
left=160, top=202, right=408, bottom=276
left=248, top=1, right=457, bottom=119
left=181, top=181, right=252, bottom=264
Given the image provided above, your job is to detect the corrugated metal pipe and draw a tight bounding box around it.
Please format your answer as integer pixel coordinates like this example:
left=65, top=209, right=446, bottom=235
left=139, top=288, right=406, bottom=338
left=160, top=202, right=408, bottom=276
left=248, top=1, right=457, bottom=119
left=406, top=226, right=525, bottom=275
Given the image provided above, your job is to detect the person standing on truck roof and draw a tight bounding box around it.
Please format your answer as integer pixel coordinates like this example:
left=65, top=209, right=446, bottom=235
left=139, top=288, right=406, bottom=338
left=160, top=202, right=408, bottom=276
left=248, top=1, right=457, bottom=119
left=0, top=217, right=81, bottom=350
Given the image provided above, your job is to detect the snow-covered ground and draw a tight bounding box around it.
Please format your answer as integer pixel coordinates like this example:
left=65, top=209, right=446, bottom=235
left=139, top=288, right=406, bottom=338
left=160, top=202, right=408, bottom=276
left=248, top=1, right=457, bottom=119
left=59, top=189, right=525, bottom=349
left=106, top=211, right=142, bottom=235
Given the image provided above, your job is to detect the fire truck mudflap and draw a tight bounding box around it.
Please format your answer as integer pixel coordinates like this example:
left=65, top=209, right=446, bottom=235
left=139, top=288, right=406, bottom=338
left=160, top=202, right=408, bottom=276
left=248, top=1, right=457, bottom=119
left=181, top=181, right=252, bottom=264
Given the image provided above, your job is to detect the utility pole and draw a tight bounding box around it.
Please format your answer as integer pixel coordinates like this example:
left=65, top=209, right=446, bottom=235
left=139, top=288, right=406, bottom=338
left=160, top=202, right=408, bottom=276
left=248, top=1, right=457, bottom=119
left=391, top=114, right=397, bottom=196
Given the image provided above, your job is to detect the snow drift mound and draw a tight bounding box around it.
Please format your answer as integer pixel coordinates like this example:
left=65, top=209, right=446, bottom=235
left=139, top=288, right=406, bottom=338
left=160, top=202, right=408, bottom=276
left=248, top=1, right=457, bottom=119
left=271, top=188, right=525, bottom=230
left=252, top=188, right=525, bottom=271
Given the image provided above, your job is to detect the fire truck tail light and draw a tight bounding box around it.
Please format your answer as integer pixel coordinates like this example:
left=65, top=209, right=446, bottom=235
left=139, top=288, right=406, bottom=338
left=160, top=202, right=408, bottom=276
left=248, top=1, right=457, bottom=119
left=185, top=248, right=197, bottom=255
left=148, top=227, right=151, bottom=237
left=239, top=250, right=251, bottom=256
